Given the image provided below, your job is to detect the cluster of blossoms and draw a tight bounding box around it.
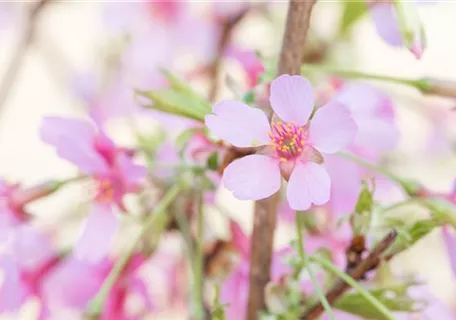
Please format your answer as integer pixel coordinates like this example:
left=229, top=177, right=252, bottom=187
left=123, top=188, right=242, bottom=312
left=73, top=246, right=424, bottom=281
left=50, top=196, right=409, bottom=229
left=0, top=1, right=455, bottom=320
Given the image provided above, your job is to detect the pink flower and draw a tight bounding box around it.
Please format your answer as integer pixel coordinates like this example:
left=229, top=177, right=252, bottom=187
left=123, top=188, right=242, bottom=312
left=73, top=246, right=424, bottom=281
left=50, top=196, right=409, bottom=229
left=323, top=83, right=399, bottom=216
left=220, top=221, right=293, bottom=319
left=43, top=253, right=154, bottom=319
left=0, top=225, right=59, bottom=319
left=40, top=116, right=146, bottom=262
left=206, top=75, right=357, bottom=210
left=368, top=0, right=426, bottom=59
left=225, top=47, right=265, bottom=89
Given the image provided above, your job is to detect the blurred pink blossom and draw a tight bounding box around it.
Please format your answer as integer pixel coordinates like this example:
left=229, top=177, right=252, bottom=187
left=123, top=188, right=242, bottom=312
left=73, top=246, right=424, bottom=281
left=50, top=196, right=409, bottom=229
left=324, top=83, right=399, bottom=217
left=0, top=225, right=58, bottom=319
left=225, top=47, right=265, bottom=89
left=40, top=115, right=146, bottom=262
left=368, top=0, right=426, bottom=59
left=43, top=253, right=153, bottom=319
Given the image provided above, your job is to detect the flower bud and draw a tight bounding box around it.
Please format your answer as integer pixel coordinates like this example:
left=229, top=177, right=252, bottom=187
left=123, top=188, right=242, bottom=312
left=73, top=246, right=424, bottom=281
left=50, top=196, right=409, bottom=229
left=393, top=0, right=426, bottom=59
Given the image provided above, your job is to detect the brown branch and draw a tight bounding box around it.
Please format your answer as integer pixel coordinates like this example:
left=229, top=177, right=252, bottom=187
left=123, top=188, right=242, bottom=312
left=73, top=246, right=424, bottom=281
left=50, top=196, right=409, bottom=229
left=207, top=9, right=249, bottom=102
left=246, top=1, right=317, bottom=319
left=0, top=0, right=48, bottom=112
left=301, top=229, right=398, bottom=320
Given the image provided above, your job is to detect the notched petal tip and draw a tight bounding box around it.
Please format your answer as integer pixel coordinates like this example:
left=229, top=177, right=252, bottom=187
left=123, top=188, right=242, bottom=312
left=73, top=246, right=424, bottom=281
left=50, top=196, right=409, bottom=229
left=269, top=74, right=314, bottom=126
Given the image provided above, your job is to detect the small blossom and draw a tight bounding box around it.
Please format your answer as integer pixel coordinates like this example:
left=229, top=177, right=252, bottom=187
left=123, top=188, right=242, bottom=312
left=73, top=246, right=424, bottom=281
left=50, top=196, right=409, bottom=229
left=324, top=83, right=400, bottom=216
left=40, top=115, right=146, bottom=262
left=43, top=253, right=154, bottom=319
left=368, top=0, right=426, bottom=59
left=225, top=47, right=265, bottom=89
left=0, top=225, right=59, bottom=319
left=205, top=75, right=357, bottom=210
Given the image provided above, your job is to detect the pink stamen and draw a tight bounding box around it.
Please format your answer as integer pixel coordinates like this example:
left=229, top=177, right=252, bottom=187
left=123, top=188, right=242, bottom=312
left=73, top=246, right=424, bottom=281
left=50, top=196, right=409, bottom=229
left=268, top=122, right=306, bottom=161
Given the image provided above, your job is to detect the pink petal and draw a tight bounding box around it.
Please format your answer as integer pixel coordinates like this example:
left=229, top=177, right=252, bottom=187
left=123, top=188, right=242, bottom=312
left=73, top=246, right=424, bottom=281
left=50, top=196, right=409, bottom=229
left=205, top=100, right=270, bottom=148
left=355, top=117, right=400, bottom=151
left=442, top=225, right=456, bottom=278
left=286, top=162, right=330, bottom=210
left=229, top=220, right=250, bottom=258
left=74, top=203, right=118, bottom=262
left=324, top=155, right=362, bottom=218
left=40, top=117, right=108, bottom=174
left=0, top=254, right=28, bottom=312
left=369, top=3, right=403, bottom=47
left=223, top=155, right=281, bottom=200
left=269, top=75, right=314, bottom=126
left=129, top=277, right=154, bottom=312
left=42, top=257, right=104, bottom=309
left=14, top=224, right=55, bottom=270
left=116, top=152, right=147, bottom=188
left=309, top=102, right=357, bottom=154
left=334, top=84, right=399, bottom=152
left=220, top=262, right=249, bottom=320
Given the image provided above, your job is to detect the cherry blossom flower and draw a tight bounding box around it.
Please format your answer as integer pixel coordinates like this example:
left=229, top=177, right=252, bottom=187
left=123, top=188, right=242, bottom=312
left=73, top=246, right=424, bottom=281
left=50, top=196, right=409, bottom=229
left=368, top=0, right=426, bottom=59
left=43, top=253, right=154, bottom=319
left=40, top=115, right=146, bottom=262
left=225, top=47, right=265, bottom=89
left=324, top=83, right=400, bottom=217
left=219, top=221, right=294, bottom=319
left=206, top=75, right=357, bottom=210
left=0, top=225, right=59, bottom=319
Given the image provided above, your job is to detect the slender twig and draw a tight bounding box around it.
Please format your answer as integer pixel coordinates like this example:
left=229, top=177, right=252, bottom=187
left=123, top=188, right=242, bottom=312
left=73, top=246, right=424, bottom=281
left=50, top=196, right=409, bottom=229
left=0, top=0, right=49, bottom=112
left=246, top=1, right=317, bottom=319
left=85, top=184, right=182, bottom=318
left=191, top=181, right=205, bottom=319
left=300, top=230, right=398, bottom=320
left=301, top=64, right=425, bottom=90
left=312, top=256, right=397, bottom=320
left=207, top=9, right=249, bottom=102
left=296, top=212, right=337, bottom=320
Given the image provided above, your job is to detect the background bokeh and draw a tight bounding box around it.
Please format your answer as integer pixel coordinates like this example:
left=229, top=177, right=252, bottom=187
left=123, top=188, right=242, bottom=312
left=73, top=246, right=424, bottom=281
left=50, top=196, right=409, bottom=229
left=0, top=1, right=455, bottom=319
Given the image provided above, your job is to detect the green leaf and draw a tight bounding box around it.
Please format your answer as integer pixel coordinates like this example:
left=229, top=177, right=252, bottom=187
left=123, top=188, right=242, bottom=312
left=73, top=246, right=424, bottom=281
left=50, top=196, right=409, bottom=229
left=242, top=90, right=256, bottom=104
left=352, top=181, right=374, bottom=235
left=384, top=218, right=443, bottom=257
left=339, top=1, right=368, bottom=37
left=424, top=197, right=456, bottom=228
left=206, top=152, right=219, bottom=171
left=175, top=127, right=201, bottom=158
left=136, top=71, right=212, bottom=122
left=335, top=284, right=424, bottom=320
left=258, top=54, right=278, bottom=84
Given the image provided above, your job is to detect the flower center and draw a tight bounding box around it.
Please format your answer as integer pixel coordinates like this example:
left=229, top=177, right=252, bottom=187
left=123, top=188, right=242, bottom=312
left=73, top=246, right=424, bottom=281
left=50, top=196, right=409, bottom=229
left=95, top=177, right=115, bottom=202
left=268, top=121, right=306, bottom=162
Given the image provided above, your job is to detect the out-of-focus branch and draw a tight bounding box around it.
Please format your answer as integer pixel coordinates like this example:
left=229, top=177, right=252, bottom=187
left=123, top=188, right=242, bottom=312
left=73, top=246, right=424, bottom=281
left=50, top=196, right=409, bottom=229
left=300, top=230, right=398, bottom=320
left=246, top=1, right=316, bottom=319
left=207, top=9, right=249, bottom=102
left=0, top=0, right=48, bottom=112
left=208, top=8, right=249, bottom=101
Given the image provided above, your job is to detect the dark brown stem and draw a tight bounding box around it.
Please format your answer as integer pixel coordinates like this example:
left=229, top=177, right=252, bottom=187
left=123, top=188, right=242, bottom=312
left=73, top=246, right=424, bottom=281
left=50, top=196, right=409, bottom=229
left=207, top=10, right=248, bottom=102
left=301, top=230, right=398, bottom=320
left=246, top=1, right=316, bottom=319
left=0, top=0, right=48, bottom=112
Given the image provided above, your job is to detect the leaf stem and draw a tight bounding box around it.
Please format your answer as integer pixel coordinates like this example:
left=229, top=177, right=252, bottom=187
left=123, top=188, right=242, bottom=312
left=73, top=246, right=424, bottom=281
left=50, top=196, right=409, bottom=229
left=296, top=212, right=337, bottom=320
left=311, top=256, right=397, bottom=320
left=192, top=183, right=205, bottom=319
left=338, top=152, right=418, bottom=196
left=301, top=64, right=430, bottom=92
